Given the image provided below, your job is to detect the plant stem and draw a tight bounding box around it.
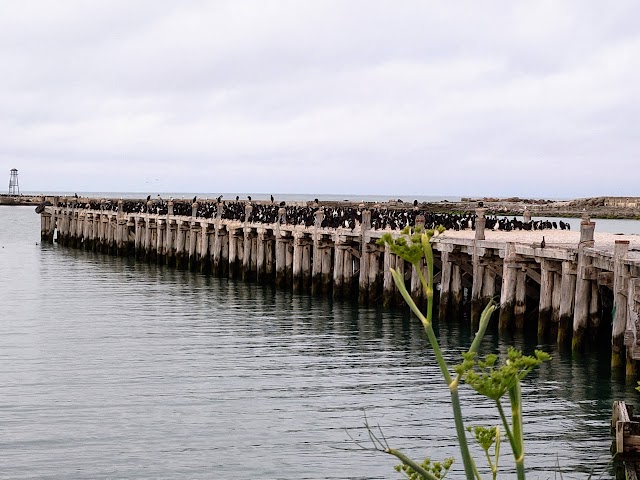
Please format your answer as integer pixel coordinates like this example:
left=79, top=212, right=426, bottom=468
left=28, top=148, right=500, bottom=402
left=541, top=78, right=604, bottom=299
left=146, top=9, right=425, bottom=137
left=386, top=448, right=440, bottom=480
left=509, top=382, right=526, bottom=480
left=450, top=385, right=481, bottom=480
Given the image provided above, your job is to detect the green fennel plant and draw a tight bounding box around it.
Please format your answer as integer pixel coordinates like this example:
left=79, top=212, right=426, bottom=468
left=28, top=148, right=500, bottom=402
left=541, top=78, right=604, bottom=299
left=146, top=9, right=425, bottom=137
left=374, top=225, right=550, bottom=480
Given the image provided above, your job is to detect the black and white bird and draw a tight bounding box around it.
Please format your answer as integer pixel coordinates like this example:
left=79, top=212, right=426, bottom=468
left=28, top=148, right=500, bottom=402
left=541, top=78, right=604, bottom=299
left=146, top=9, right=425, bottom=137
left=540, top=236, right=546, bottom=248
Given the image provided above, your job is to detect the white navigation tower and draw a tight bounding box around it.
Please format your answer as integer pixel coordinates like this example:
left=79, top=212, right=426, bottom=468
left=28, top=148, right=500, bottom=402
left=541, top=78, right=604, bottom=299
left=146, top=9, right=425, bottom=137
left=9, top=168, right=19, bottom=195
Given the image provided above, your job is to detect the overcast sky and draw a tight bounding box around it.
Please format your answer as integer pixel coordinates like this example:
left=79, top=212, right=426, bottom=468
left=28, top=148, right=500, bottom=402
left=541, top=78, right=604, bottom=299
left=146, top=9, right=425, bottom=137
left=1, top=1, right=639, bottom=198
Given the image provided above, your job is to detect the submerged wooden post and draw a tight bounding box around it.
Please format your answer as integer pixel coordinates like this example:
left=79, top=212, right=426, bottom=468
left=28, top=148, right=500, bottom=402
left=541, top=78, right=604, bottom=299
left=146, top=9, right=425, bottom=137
left=572, top=220, right=595, bottom=351
left=551, top=271, right=562, bottom=325
left=188, top=222, right=199, bottom=271
left=200, top=222, right=210, bottom=273
left=311, top=210, right=325, bottom=294
left=626, top=278, right=640, bottom=376
left=165, top=220, right=176, bottom=267
left=292, top=233, right=304, bottom=292
left=228, top=228, right=241, bottom=279
left=382, top=243, right=396, bottom=307
left=342, top=245, right=355, bottom=297
left=41, top=211, right=53, bottom=242
left=176, top=221, right=189, bottom=269
left=358, top=209, right=372, bottom=303
left=499, top=243, right=517, bottom=330
left=481, top=266, right=496, bottom=310
left=589, top=282, right=600, bottom=343
left=538, top=259, right=555, bottom=338
left=301, top=236, right=312, bottom=290
left=557, top=261, right=577, bottom=347
left=333, top=243, right=345, bottom=297
left=450, top=264, right=463, bottom=320
left=256, top=228, right=267, bottom=283
left=275, top=234, right=287, bottom=288
left=243, top=205, right=254, bottom=281
left=612, top=240, right=630, bottom=369
left=514, top=269, right=527, bottom=329
left=368, top=245, right=382, bottom=303
left=471, top=209, right=486, bottom=325
left=439, top=251, right=452, bottom=320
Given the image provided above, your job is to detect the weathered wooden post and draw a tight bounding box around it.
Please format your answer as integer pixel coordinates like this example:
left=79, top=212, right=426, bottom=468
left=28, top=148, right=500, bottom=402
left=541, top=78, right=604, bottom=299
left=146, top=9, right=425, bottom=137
left=572, top=220, right=596, bottom=350
left=301, top=235, right=312, bottom=290
left=199, top=222, right=211, bottom=273
left=243, top=205, right=254, bottom=281
left=333, top=242, right=345, bottom=297
left=342, top=244, right=354, bottom=297
left=164, top=219, right=175, bottom=266
left=551, top=271, right=562, bottom=325
left=134, top=216, right=144, bottom=258
left=284, top=236, right=294, bottom=288
left=439, top=250, right=452, bottom=320
left=256, top=228, right=267, bottom=283
left=312, top=210, right=325, bottom=294
left=274, top=235, right=286, bottom=287
left=368, top=244, right=382, bottom=303
left=188, top=202, right=200, bottom=270
left=358, top=209, right=372, bottom=303
left=499, top=242, right=517, bottom=330
left=410, top=215, right=426, bottom=308
left=176, top=221, right=189, bottom=269
left=382, top=243, right=396, bottom=307
left=292, top=232, right=304, bottom=292
left=228, top=227, right=241, bottom=279
left=514, top=269, right=527, bottom=328
left=450, top=264, right=463, bottom=320
left=589, top=282, right=600, bottom=343
left=612, top=240, right=630, bottom=370
left=155, top=219, right=165, bottom=263
left=320, top=239, right=333, bottom=294
left=40, top=210, right=53, bottom=242
left=481, top=266, right=496, bottom=312
left=538, top=259, right=555, bottom=338
left=471, top=207, right=486, bottom=325
left=626, top=278, right=640, bottom=376
left=557, top=261, right=577, bottom=347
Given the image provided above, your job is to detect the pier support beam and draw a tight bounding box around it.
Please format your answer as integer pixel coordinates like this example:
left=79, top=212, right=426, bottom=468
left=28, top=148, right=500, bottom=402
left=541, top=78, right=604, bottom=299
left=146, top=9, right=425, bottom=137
left=612, top=240, right=630, bottom=370
left=499, top=243, right=517, bottom=330
left=514, top=269, right=527, bottom=329
left=439, top=251, right=452, bottom=320
left=557, top=261, right=577, bottom=347
left=572, top=220, right=595, bottom=351
left=382, top=244, right=396, bottom=307
left=538, top=259, right=555, bottom=339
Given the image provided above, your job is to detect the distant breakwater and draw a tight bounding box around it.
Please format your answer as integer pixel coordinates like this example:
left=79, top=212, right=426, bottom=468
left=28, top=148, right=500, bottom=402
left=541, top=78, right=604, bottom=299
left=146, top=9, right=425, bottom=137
left=38, top=197, right=640, bottom=376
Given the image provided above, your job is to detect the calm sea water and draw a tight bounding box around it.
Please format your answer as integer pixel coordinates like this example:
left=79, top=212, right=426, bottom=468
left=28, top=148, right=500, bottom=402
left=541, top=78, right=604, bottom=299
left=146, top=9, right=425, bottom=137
left=1, top=206, right=637, bottom=479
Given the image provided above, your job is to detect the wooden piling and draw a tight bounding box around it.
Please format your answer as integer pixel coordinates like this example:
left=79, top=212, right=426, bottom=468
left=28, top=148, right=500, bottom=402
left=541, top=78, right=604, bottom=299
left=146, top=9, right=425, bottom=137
left=538, top=259, right=554, bottom=338
left=439, top=251, right=452, bottom=320
left=499, top=243, right=517, bottom=330
left=514, top=269, right=527, bottom=329
left=557, top=261, right=577, bottom=347
left=382, top=244, right=396, bottom=307
left=572, top=221, right=596, bottom=351
left=612, top=240, right=630, bottom=369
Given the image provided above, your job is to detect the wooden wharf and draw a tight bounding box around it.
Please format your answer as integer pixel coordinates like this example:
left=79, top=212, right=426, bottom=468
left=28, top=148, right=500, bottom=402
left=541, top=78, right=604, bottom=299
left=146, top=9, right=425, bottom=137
left=612, top=401, right=640, bottom=479
left=38, top=198, right=640, bottom=374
